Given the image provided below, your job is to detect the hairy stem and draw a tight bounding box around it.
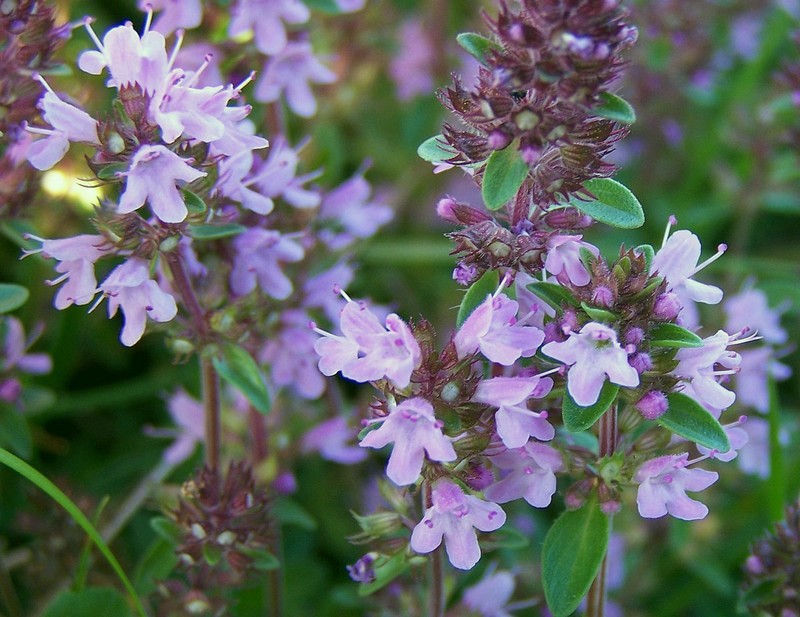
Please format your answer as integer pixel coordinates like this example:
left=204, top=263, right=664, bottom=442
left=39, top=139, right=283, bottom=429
left=201, top=356, right=221, bottom=476
left=164, top=249, right=208, bottom=340
left=425, top=483, right=445, bottom=617
left=587, top=403, right=618, bottom=617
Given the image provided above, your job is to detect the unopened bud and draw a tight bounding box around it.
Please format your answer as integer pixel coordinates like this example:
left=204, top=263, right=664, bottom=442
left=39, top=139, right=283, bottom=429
left=184, top=591, right=211, bottom=615
left=629, top=352, right=652, bottom=374
left=636, top=391, right=669, bottom=420
left=352, top=511, right=402, bottom=540
left=591, top=285, right=615, bottom=308
left=653, top=292, right=682, bottom=320
left=514, top=110, right=540, bottom=131
left=487, top=130, right=512, bottom=150
left=463, top=462, right=494, bottom=491
left=106, top=132, right=125, bottom=154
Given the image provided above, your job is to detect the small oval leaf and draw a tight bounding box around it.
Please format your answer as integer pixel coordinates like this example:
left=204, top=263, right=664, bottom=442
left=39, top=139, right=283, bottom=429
left=149, top=516, right=183, bottom=544
left=417, top=134, right=456, bottom=164
left=569, top=178, right=645, bottom=229
left=188, top=223, right=247, bottom=240
left=634, top=244, right=655, bottom=270
left=593, top=92, right=636, bottom=124
left=0, top=284, right=29, bottom=314
left=580, top=301, right=618, bottom=323
left=456, top=32, right=502, bottom=66
left=542, top=496, right=611, bottom=617
left=183, top=189, right=207, bottom=215
left=96, top=162, right=129, bottom=181
left=212, top=344, right=271, bottom=414
left=658, top=392, right=730, bottom=451
left=526, top=281, right=580, bottom=313
left=649, top=323, right=703, bottom=348
left=562, top=382, right=619, bottom=433
left=481, top=146, right=529, bottom=211
left=456, top=270, right=498, bottom=327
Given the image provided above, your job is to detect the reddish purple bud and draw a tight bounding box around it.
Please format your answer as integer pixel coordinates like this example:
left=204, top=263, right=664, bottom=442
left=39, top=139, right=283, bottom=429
left=653, top=292, right=682, bottom=320
left=591, top=285, right=615, bottom=308
left=464, top=462, right=495, bottom=491
left=629, top=352, right=653, bottom=374
left=487, top=130, right=512, bottom=151
left=453, top=263, right=479, bottom=286
left=600, top=499, right=621, bottom=515
left=625, top=327, right=645, bottom=346
left=521, top=145, right=542, bottom=165
left=436, top=197, right=460, bottom=223
left=636, top=391, right=669, bottom=420
left=273, top=471, right=297, bottom=494
left=0, top=378, right=22, bottom=403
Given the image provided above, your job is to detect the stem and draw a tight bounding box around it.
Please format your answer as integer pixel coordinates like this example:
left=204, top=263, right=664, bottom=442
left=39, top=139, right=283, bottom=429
left=268, top=526, right=285, bottom=617
left=587, top=403, right=618, bottom=617
left=767, top=375, right=785, bottom=522
left=201, top=356, right=221, bottom=476
left=164, top=249, right=208, bottom=340
left=425, top=483, right=445, bottom=617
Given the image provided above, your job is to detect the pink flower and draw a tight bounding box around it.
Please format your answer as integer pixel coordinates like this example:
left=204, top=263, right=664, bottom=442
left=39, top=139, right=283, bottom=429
left=163, top=389, right=204, bottom=465
left=98, top=258, right=178, bottom=346
left=249, top=137, right=322, bottom=209
left=229, top=229, right=304, bottom=299
left=542, top=322, right=639, bottom=406
left=473, top=376, right=555, bottom=448
left=389, top=19, right=435, bottom=101
left=2, top=318, right=52, bottom=375
left=119, top=145, right=206, bottom=223
left=228, top=0, right=310, bottom=56
left=461, top=569, right=515, bottom=617
left=455, top=293, right=545, bottom=366
left=302, top=262, right=353, bottom=321
left=26, top=235, right=110, bottom=309
left=410, top=479, right=506, bottom=570
left=725, top=287, right=788, bottom=346
left=484, top=442, right=563, bottom=507
left=544, top=234, right=599, bottom=287
left=314, top=299, right=421, bottom=388
left=259, top=310, right=325, bottom=399
left=635, top=453, right=718, bottom=520
left=139, top=0, right=202, bottom=35
left=360, top=398, right=455, bottom=485
left=255, top=41, right=336, bottom=117
left=216, top=151, right=276, bottom=215
left=734, top=347, right=791, bottom=413
left=318, top=174, right=393, bottom=248
left=673, top=330, right=740, bottom=411
left=303, top=416, right=367, bottom=465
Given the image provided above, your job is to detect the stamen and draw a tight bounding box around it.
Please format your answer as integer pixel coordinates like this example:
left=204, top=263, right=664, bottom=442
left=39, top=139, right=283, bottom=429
left=142, top=4, right=154, bottom=36
left=32, top=73, right=55, bottom=95
left=536, top=366, right=561, bottom=379
left=167, top=29, right=185, bottom=72
left=87, top=292, right=106, bottom=314
left=689, top=243, right=727, bottom=277
left=661, top=214, right=677, bottom=248
left=83, top=17, right=104, bottom=51
left=338, top=288, right=353, bottom=303
left=234, top=70, right=257, bottom=95
left=492, top=271, right=514, bottom=298
left=24, top=125, right=56, bottom=136
left=185, top=54, right=212, bottom=88
left=45, top=273, right=69, bottom=286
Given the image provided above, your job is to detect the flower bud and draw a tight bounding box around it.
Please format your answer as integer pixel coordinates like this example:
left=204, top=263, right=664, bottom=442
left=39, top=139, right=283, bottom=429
left=487, top=129, right=512, bottom=151
left=463, top=462, right=494, bottom=491
left=653, top=292, right=682, bottom=320
left=591, top=285, right=615, bottom=308
left=347, top=553, right=377, bottom=583
left=629, top=352, right=652, bottom=374
left=636, top=391, right=669, bottom=420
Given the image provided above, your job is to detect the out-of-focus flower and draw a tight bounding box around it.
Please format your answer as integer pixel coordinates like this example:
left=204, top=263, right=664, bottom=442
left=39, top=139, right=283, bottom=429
left=725, top=287, right=788, bottom=346
left=461, top=569, right=516, bottom=617
left=410, top=479, right=506, bottom=570
left=485, top=442, right=563, bottom=507
left=260, top=310, right=325, bottom=399
left=389, top=19, right=435, bottom=101
left=229, top=229, right=304, bottom=299
left=162, top=389, right=204, bottom=465
left=359, top=397, right=455, bottom=485
left=1, top=318, right=51, bottom=375
left=318, top=173, right=393, bottom=249
left=302, top=416, right=367, bottom=464
left=139, top=0, right=203, bottom=35
left=229, top=0, right=309, bottom=56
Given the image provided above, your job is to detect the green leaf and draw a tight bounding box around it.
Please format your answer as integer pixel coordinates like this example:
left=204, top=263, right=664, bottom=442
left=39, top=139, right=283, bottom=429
left=42, top=587, right=132, bottom=617
left=542, top=497, right=611, bottom=617
left=212, top=344, right=271, bottom=414
left=456, top=270, right=497, bottom=327
left=569, top=178, right=645, bottom=229
left=0, top=284, right=29, bottom=313
left=133, top=538, right=179, bottom=596
left=358, top=552, right=410, bottom=596
left=658, top=393, right=730, bottom=451
left=634, top=244, right=655, bottom=269
left=481, top=146, right=529, bottom=210
left=274, top=497, right=317, bottom=531
left=302, top=0, right=341, bottom=12
left=561, top=382, right=619, bottom=432
left=183, top=189, right=207, bottom=215
left=237, top=544, right=280, bottom=570
left=526, top=281, right=580, bottom=312
left=203, top=542, right=222, bottom=566
left=188, top=223, right=247, bottom=240
left=357, top=421, right=382, bottom=441
left=593, top=92, right=636, bottom=124
left=480, top=525, right=529, bottom=550
left=0, top=447, right=147, bottom=617
left=149, top=515, right=183, bottom=544
left=96, top=162, right=128, bottom=181
left=417, top=134, right=456, bottom=164
left=580, top=301, right=617, bottom=323
left=0, top=405, right=32, bottom=459
left=456, top=32, right=502, bottom=66
left=649, top=323, right=703, bottom=348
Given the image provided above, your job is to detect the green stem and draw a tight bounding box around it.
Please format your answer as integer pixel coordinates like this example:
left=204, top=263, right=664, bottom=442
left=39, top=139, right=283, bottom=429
left=767, top=375, right=785, bottom=522
left=0, top=447, right=147, bottom=617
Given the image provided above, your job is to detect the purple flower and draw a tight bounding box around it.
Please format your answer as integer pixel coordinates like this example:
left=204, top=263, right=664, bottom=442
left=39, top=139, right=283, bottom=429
left=229, top=229, right=304, bottom=299
left=303, top=416, right=367, bottom=465
left=454, top=292, right=545, bottom=366
left=484, top=442, right=563, bottom=507
left=461, top=569, right=515, bottom=617
left=260, top=310, right=325, bottom=399
left=735, top=417, right=787, bottom=478
left=162, top=389, right=204, bottom=465
left=542, top=322, right=639, bottom=407
left=334, top=0, right=366, bottom=12
left=26, top=83, right=99, bottom=171
left=249, top=137, right=321, bottom=209
left=26, top=234, right=110, bottom=309
left=359, top=398, right=456, bottom=486
left=635, top=453, right=718, bottom=520
left=302, top=262, right=353, bottom=321
left=229, top=0, right=310, bottom=56
left=98, top=258, right=178, bottom=346
left=79, top=21, right=169, bottom=95
left=410, top=479, right=506, bottom=570
left=734, top=347, right=791, bottom=413
left=2, top=318, right=52, bottom=375
left=318, top=174, right=393, bottom=249
left=673, top=330, right=740, bottom=411
left=314, top=299, right=421, bottom=388
left=389, top=19, right=435, bottom=101
left=697, top=421, right=749, bottom=462
left=473, top=376, right=555, bottom=448
left=724, top=287, right=788, bottom=346
left=119, top=145, right=206, bottom=223
left=544, top=234, right=599, bottom=287
left=216, top=151, right=276, bottom=215
left=651, top=226, right=725, bottom=327
left=255, top=41, right=336, bottom=117
left=139, top=0, right=203, bottom=35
